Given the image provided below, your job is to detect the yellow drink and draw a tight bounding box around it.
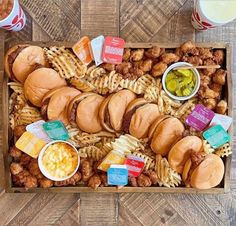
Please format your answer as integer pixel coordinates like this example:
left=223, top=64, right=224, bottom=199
left=200, top=0, right=236, bottom=23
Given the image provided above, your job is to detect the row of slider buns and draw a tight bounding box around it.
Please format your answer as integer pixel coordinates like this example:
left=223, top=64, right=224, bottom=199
left=41, top=87, right=224, bottom=190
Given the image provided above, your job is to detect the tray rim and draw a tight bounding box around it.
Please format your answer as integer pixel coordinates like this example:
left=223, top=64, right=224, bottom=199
left=1, top=41, right=232, bottom=194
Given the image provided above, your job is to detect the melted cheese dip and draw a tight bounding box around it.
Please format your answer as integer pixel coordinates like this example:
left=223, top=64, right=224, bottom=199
left=42, top=142, right=78, bottom=179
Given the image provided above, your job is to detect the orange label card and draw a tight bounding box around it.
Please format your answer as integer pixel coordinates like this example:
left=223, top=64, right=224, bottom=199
left=72, top=36, right=93, bottom=65
left=98, top=150, right=125, bottom=172
left=16, top=131, right=46, bottom=158
left=102, top=36, right=125, bottom=64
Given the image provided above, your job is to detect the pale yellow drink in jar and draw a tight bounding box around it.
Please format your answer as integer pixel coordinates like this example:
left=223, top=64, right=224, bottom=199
left=200, top=0, right=236, bottom=23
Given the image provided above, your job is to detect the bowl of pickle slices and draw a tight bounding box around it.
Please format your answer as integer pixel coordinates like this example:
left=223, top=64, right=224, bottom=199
left=162, top=62, right=200, bottom=101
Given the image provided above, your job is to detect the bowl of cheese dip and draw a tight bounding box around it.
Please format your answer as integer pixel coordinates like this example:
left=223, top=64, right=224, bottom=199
left=38, top=140, right=79, bottom=181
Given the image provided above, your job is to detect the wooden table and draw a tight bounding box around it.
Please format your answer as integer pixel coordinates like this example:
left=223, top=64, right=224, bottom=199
left=0, top=0, right=236, bottom=225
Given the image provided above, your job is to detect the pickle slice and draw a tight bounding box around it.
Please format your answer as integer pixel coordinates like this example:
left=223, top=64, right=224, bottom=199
left=166, top=72, right=177, bottom=82
left=176, top=69, right=193, bottom=77
left=166, top=79, right=177, bottom=92
left=182, top=88, right=192, bottom=96
left=176, top=89, right=183, bottom=97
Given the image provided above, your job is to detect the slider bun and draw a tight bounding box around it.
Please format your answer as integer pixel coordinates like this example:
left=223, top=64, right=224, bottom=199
left=43, top=87, right=81, bottom=125
left=125, top=98, right=148, bottom=113
left=151, top=117, right=184, bottom=156
left=190, top=154, right=224, bottom=189
left=148, top=115, right=171, bottom=139
left=4, top=45, right=28, bottom=80
left=129, top=103, right=160, bottom=139
left=5, top=45, right=48, bottom=83
left=168, top=136, right=203, bottom=174
left=99, top=90, right=136, bottom=132
left=24, top=68, right=66, bottom=107
left=76, top=94, right=104, bottom=133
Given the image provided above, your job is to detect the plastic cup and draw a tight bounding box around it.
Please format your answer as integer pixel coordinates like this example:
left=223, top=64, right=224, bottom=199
left=191, top=0, right=236, bottom=30
left=0, top=0, right=26, bottom=31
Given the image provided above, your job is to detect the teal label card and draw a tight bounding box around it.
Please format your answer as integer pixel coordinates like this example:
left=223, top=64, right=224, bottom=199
left=42, top=120, right=69, bottom=141
left=203, top=125, right=230, bottom=149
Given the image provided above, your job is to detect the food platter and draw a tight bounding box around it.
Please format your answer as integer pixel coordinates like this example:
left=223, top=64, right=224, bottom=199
left=1, top=41, right=232, bottom=193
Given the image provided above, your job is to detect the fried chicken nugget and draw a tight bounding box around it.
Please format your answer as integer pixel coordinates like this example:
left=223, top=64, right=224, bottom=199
left=213, top=50, right=224, bottom=64
left=209, top=83, right=222, bottom=93
left=9, top=146, right=22, bottom=159
left=19, top=153, right=32, bottom=167
left=81, top=159, right=94, bottom=182
left=180, top=40, right=199, bottom=55
left=101, top=63, right=115, bottom=72
left=38, top=178, right=54, bottom=188
left=204, top=87, right=220, bottom=99
left=123, top=48, right=131, bottom=61
left=54, top=172, right=82, bottom=186
left=100, top=173, right=108, bottom=186
left=116, top=62, right=132, bottom=75
left=198, top=48, right=213, bottom=59
left=203, top=59, right=217, bottom=76
left=139, top=59, right=153, bottom=72
left=175, top=47, right=184, bottom=58
left=10, top=162, right=23, bottom=175
left=160, top=53, right=180, bottom=64
left=28, top=159, right=44, bottom=179
left=130, top=49, right=144, bottom=62
left=200, top=73, right=211, bottom=87
left=129, top=177, right=138, bottom=187
left=145, top=46, right=162, bottom=59
left=24, top=175, right=38, bottom=188
left=182, top=55, right=203, bottom=66
left=212, top=69, right=226, bottom=85
left=137, top=174, right=152, bottom=187
left=144, top=170, right=159, bottom=185
left=203, top=98, right=217, bottom=110
left=13, top=125, right=26, bottom=138
left=216, top=100, right=227, bottom=114
left=151, top=62, right=167, bottom=77
left=88, top=174, right=101, bottom=190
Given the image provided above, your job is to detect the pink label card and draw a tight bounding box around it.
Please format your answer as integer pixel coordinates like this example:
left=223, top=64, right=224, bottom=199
left=186, top=104, right=215, bottom=131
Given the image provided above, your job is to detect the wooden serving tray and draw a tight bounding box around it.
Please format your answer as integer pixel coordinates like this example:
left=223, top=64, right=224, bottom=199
left=1, top=42, right=233, bottom=193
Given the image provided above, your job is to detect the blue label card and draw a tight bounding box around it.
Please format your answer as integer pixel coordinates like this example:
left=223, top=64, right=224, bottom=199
left=42, top=120, right=69, bottom=141
left=203, top=124, right=231, bottom=149
left=107, top=165, right=128, bottom=186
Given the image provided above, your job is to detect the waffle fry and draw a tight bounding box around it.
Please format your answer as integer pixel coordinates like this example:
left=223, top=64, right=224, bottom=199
left=160, top=91, right=182, bottom=108
left=111, top=134, right=144, bottom=153
left=119, top=78, right=143, bottom=94
left=8, top=82, right=24, bottom=94
left=155, top=154, right=181, bottom=187
left=144, top=84, right=160, bottom=102
left=215, top=143, right=232, bottom=157
left=9, top=90, right=28, bottom=129
left=87, top=66, right=106, bottom=79
left=130, top=151, right=155, bottom=170
left=16, top=105, right=42, bottom=125
left=203, top=140, right=215, bottom=154
left=91, top=71, right=122, bottom=94
left=100, top=142, right=113, bottom=155
left=70, top=77, right=95, bottom=92
left=45, top=46, right=87, bottom=79
left=174, top=97, right=198, bottom=119
left=136, top=74, right=156, bottom=92
left=78, top=146, right=106, bottom=161
left=157, top=96, right=164, bottom=113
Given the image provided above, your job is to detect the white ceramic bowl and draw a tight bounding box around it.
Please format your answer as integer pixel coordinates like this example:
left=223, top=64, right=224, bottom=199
left=38, top=140, right=80, bottom=181
left=162, top=62, right=200, bottom=101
